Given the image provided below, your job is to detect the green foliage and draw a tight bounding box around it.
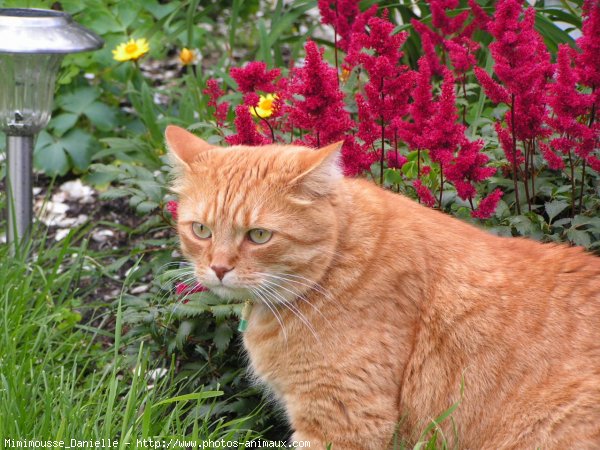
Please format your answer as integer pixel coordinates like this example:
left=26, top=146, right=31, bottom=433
left=0, top=233, right=259, bottom=445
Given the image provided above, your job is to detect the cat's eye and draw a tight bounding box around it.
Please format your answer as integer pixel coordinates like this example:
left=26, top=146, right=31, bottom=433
left=191, top=222, right=212, bottom=239
left=248, top=228, right=272, bottom=244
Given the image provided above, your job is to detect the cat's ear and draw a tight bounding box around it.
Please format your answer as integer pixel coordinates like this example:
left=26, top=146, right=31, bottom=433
left=291, top=141, right=344, bottom=197
left=165, top=125, right=213, bottom=168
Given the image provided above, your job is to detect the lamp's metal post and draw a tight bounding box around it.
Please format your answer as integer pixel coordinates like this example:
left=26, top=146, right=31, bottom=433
left=6, top=134, right=33, bottom=244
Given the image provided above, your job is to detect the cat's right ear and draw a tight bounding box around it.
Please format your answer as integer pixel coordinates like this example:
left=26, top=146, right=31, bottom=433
left=165, top=125, right=213, bottom=169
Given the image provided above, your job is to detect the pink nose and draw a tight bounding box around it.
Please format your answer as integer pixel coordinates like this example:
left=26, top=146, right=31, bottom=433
left=211, top=265, right=233, bottom=281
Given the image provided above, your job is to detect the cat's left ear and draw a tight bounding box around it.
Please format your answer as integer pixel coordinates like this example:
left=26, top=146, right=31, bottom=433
left=291, top=141, right=344, bottom=197
left=165, top=125, right=213, bottom=169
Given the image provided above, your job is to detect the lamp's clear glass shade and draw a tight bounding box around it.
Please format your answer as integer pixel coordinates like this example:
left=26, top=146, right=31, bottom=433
left=0, top=53, right=63, bottom=135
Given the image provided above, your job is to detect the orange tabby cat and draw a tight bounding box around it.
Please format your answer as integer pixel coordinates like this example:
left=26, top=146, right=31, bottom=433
left=166, top=125, right=600, bottom=449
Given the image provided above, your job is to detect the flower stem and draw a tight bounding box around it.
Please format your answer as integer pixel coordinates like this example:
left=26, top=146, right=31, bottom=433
left=334, top=0, right=339, bottom=85
left=568, top=149, right=576, bottom=218
left=579, top=99, right=595, bottom=213
left=522, top=139, right=531, bottom=212
left=379, top=76, right=386, bottom=185
left=438, top=168, right=444, bottom=210
left=253, top=106, right=275, bottom=143
left=510, top=94, right=521, bottom=215
left=529, top=139, right=536, bottom=204
left=461, top=76, right=468, bottom=125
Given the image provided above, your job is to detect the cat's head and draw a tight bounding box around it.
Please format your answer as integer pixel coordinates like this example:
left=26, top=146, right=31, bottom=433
left=166, top=125, right=343, bottom=302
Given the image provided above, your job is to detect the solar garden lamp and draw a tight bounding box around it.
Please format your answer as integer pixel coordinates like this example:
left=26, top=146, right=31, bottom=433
left=0, top=8, right=102, bottom=249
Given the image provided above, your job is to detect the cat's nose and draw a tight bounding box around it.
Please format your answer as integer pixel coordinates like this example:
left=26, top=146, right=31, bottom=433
left=211, top=265, right=234, bottom=281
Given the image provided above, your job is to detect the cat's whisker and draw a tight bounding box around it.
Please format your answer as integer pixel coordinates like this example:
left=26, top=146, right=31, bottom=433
left=259, top=282, right=319, bottom=342
left=251, top=286, right=288, bottom=342
left=160, top=267, right=197, bottom=288
left=260, top=277, right=335, bottom=331
left=263, top=272, right=335, bottom=301
left=155, top=261, right=191, bottom=273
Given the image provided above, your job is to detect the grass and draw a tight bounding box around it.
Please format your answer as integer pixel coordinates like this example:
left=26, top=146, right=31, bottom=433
left=0, top=232, right=259, bottom=448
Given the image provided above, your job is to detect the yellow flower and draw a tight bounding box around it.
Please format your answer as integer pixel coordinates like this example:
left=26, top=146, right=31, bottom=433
left=340, top=68, right=351, bottom=83
left=179, top=48, right=198, bottom=66
left=112, top=38, right=150, bottom=62
left=250, top=94, right=277, bottom=119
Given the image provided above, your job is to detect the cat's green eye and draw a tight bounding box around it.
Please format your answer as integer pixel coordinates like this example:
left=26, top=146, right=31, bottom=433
left=248, top=228, right=272, bottom=244
left=192, top=222, right=212, bottom=239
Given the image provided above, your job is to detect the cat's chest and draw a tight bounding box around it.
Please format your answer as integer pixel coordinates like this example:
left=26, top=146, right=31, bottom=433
left=242, top=305, right=325, bottom=394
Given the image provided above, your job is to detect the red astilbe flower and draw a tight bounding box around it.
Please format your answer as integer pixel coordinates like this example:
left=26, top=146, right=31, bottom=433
left=227, top=62, right=284, bottom=145
left=571, top=1, right=600, bottom=174
left=445, top=37, right=479, bottom=75
left=445, top=140, right=496, bottom=200
left=413, top=179, right=436, bottom=207
left=399, top=64, right=463, bottom=167
left=473, top=67, right=510, bottom=104
left=399, top=60, right=498, bottom=205
left=345, top=12, right=415, bottom=181
left=317, top=0, right=376, bottom=53
left=166, top=200, right=178, bottom=221
left=473, top=0, right=553, bottom=213
left=386, top=151, right=408, bottom=170
left=495, top=121, right=524, bottom=165
left=226, top=104, right=270, bottom=146
left=429, top=0, right=469, bottom=36
left=409, top=0, right=490, bottom=77
left=467, top=0, right=491, bottom=32
left=176, top=282, right=208, bottom=295
left=471, top=188, right=503, bottom=219
left=176, top=282, right=208, bottom=303
left=545, top=45, right=596, bottom=168
left=549, top=46, right=593, bottom=134
left=479, top=0, right=552, bottom=141
left=287, top=40, right=353, bottom=148
left=230, top=61, right=280, bottom=94
left=577, top=0, right=600, bottom=95
left=203, top=79, right=230, bottom=127
left=341, top=136, right=378, bottom=176
left=539, top=142, right=565, bottom=170
left=420, top=32, right=446, bottom=77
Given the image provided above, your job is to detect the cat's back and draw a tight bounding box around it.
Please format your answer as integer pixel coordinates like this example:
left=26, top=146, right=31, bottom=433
left=343, top=177, right=600, bottom=448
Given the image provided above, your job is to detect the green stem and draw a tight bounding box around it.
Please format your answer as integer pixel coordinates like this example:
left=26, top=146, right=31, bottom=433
left=510, top=94, right=521, bottom=215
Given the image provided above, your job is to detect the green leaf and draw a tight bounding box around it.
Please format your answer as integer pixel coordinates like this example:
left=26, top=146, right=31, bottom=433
left=85, top=102, right=118, bottom=131
left=172, top=301, right=211, bottom=318
left=402, top=161, right=418, bottom=179
left=49, top=113, right=79, bottom=137
left=58, top=87, right=99, bottom=115
left=142, top=0, right=179, bottom=19
left=151, top=390, right=224, bottom=408
left=99, top=188, right=131, bottom=200
left=544, top=200, right=569, bottom=224
left=175, top=320, right=194, bottom=349
left=61, top=129, right=94, bottom=171
left=210, top=304, right=240, bottom=320
left=34, top=133, right=69, bottom=176
left=135, top=201, right=159, bottom=214
left=566, top=228, right=591, bottom=248
left=572, top=215, right=600, bottom=229
left=214, top=322, right=233, bottom=353
left=384, top=168, right=403, bottom=185
left=509, top=215, right=534, bottom=235
left=116, top=0, right=142, bottom=29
